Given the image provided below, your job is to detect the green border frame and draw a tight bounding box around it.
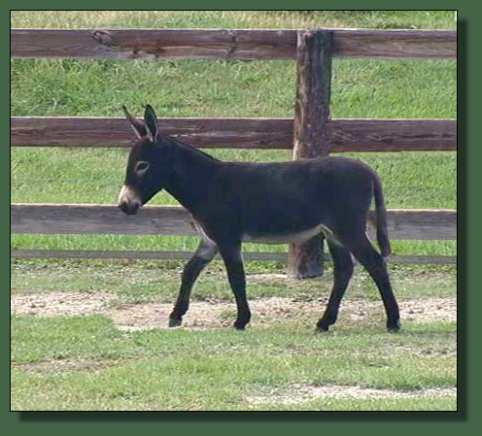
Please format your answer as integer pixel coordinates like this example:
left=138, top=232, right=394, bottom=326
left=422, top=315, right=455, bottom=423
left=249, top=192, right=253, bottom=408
left=5, top=1, right=476, bottom=434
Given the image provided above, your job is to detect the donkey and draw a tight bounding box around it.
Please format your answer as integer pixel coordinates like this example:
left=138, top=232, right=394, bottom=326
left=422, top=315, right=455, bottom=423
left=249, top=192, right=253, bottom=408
left=118, top=105, right=400, bottom=332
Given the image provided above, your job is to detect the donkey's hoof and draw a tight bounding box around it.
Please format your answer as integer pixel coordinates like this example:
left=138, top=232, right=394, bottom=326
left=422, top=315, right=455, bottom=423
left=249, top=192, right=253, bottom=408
left=387, top=321, right=401, bottom=333
left=168, top=317, right=182, bottom=328
left=315, top=324, right=330, bottom=333
left=233, top=321, right=247, bottom=331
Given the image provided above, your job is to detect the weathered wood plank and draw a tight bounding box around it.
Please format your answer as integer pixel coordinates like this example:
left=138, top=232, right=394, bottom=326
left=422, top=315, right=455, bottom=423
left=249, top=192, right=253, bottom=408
left=10, top=204, right=457, bottom=240
left=328, top=119, right=457, bottom=152
left=289, top=30, right=333, bottom=279
left=11, top=29, right=456, bottom=60
left=10, top=249, right=456, bottom=265
left=10, top=116, right=293, bottom=149
left=10, top=117, right=456, bottom=151
left=11, top=28, right=297, bottom=60
left=375, top=209, right=457, bottom=240
left=333, top=29, right=456, bottom=58
left=10, top=204, right=197, bottom=236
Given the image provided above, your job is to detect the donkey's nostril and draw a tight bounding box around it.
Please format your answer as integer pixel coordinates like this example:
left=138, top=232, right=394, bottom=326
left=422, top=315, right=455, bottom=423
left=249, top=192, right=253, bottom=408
left=128, top=201, right=141, bottom=215
left=119, top=201, right=140, bottom=215
left=118, top=201, right=129, bottom=214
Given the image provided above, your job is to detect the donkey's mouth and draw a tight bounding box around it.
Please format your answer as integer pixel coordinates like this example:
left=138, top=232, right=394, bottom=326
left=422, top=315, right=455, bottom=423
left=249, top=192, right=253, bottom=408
left=118, top=184, right=142, bottom=215
left=118, top=201, right=141, bottom=216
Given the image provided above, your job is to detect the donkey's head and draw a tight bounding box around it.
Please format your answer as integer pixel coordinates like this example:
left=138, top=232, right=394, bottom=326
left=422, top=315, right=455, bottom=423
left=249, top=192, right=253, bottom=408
left=118, top=105, right=173, bottom=215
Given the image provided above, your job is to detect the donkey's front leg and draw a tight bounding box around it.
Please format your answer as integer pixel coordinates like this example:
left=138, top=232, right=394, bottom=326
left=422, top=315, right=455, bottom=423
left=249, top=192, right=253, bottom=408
left=218, top=242, right=251, bottom=330
left=169, top=239, right=218, bottom=327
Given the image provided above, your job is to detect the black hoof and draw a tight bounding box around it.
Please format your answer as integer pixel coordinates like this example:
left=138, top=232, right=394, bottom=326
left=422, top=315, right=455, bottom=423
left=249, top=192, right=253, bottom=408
left=168, top=317, right=182, bottom=328
left=316, top=324, right=330, bottom=333
left=387, top=320, right=401, bottom=333
left=233, top=321, right=247, bottom=331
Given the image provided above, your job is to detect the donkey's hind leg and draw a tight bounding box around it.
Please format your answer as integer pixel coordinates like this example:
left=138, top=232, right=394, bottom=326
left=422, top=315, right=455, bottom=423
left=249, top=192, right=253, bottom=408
left=342, top=232, right=400, bottom=332
left=168, top=239, right=218, bottom=327
left=317, top=241, right=354, bottom=332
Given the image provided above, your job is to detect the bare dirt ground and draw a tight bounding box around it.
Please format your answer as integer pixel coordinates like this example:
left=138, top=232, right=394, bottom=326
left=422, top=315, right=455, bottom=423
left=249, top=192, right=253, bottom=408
left=11, top=291, right=457, bottom=331
left=246, top=384, right=457, bottom=406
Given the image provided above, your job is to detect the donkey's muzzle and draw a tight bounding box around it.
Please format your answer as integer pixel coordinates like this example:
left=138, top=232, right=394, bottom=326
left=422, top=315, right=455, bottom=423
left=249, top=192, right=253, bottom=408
left=117, top=185, right=142, bottom=215
left=118, top=200, right=141, bottom=215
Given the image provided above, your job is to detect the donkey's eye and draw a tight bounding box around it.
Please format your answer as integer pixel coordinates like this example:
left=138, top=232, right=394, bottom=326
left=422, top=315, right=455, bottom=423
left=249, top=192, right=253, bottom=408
left=135, top=161, right=150, bottom=176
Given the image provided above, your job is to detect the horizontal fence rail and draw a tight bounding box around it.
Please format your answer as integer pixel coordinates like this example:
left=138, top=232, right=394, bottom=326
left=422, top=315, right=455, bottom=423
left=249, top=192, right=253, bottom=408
left=11, top=117, right=456, bottom=151
left=11, top=29, right=456, bottom=60
left=10, top=249, right=456, bottom=265
left=11, top=204, right=457, bottom=240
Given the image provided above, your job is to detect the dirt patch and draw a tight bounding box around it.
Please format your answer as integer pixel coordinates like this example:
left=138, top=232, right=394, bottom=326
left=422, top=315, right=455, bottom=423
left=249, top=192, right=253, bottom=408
left=11, top=291, right=115, bottom=317
left=246, top=383, right=457, bottom=406
left=105, top=296, right=456, bottom=331
left=250, top=273, right=289, bottom=281
left=11, top=292, right=456, bottom=331
left=108, top=301, right=234, bottom=331
left=401, top=298, right=456, bottom=323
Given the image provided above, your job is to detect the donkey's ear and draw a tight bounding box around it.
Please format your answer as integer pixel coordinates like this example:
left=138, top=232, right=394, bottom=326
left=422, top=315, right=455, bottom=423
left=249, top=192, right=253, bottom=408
left=144, top=104, right=158, bottom=142
left=122, top=105, right=146, bottom=139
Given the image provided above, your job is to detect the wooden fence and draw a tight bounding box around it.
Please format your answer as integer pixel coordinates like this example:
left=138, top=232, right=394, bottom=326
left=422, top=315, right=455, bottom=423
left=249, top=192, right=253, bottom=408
left=10, top=28, right=457, bottom=270
left=11, top=29, right=456, bottom=60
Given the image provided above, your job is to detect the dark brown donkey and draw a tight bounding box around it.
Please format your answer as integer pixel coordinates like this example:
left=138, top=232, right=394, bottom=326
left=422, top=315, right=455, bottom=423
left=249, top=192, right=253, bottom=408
left=118, top=105, right=400, bottom=332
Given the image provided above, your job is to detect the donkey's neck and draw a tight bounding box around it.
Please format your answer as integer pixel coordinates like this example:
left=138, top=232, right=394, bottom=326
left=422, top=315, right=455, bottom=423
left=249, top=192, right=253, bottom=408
left=164, top=142, right=219, bottom=213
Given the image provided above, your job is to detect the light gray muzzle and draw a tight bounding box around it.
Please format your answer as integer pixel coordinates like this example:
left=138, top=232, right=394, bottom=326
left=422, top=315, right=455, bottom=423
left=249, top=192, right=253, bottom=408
left=118, top=185, right=142, bottom=215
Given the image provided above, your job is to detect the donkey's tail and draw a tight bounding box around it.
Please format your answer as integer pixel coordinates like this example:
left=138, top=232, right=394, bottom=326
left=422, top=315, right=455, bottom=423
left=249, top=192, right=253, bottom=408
left=373, top=175, right=391, bottom=257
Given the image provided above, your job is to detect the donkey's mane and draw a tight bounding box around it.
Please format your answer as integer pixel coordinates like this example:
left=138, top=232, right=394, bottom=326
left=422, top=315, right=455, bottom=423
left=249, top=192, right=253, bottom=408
left=159, top=133, right=218, bottom=162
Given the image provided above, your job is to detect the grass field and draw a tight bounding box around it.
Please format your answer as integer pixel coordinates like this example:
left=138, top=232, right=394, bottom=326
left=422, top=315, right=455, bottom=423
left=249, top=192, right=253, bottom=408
left=11, top=259, right=456, bottom=411
left=10, top=11, right=457, bottom=411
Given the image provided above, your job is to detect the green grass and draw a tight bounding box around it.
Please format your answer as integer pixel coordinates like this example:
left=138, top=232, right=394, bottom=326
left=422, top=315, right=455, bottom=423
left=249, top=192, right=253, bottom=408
left=11, top=258, right=457, bottom=302
left=11, top=258, right=456, bottom=410
left=11, top=58, right=456, bottom=118
left=10, top=260, right=457, bottom=413
left=11, top=315, right=456, bottom=411
left=11, top=299, right=456, bottom=411
left=11, top=10, right=457, bottom=30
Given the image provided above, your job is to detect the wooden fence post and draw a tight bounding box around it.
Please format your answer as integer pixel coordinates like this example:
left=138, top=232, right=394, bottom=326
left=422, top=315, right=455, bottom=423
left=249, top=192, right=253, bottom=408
left=288, top=29, right=333, bottom=279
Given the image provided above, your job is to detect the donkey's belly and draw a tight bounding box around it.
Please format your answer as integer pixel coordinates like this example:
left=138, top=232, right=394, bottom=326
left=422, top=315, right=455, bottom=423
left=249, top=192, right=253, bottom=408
left=242, top=224, right=335, bottom=244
